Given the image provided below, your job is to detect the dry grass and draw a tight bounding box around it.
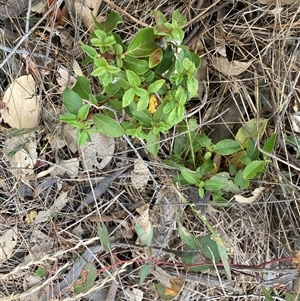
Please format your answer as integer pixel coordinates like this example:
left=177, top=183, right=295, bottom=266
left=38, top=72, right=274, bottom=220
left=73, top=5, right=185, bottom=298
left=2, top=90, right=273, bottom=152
left=0, top=0, right=300, bottom=300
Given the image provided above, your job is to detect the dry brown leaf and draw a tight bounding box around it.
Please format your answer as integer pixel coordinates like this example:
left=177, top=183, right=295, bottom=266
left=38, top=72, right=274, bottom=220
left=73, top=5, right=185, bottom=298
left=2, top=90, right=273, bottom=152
left=0, top=226, right=17, bottom=263
left=79, top=132, right=115, bottom=170
left=234, top=187, right=265, bottom=203
left=131, top=159, right=150, bottom=189
left=292, top=251, right=300, bottom=272
left=1, top=75, right=40, bottom=129
left=212, top=57, right=252, bottom=76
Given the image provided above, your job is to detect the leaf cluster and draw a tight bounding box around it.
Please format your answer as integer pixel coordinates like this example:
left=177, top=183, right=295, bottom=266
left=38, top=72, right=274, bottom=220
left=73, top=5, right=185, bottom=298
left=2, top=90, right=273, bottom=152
left=60, top=10, right=200, bottom=149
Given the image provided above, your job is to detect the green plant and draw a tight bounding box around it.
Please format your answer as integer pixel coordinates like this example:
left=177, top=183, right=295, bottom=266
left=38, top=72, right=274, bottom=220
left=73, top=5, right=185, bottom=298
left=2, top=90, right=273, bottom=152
left=60, top=10, right=200, bottom=152
left=166, top=117, right=277, bottom=201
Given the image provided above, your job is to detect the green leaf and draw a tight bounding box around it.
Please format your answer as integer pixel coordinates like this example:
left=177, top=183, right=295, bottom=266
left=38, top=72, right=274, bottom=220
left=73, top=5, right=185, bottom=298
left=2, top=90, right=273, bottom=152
left=93, top=114, right=125, bottom=137
left=80, top=42, right=97, bottom=59
left=35, top=267, right=48, bottom=278
left=135, top=219, right=153, bottom=246
left=149, top=48, right=163, bottom=68
left=214, top=139, right=241, bottom=155
left=74, top=263, right=97, bottom=294
left=213, top=234, right=231, bottom=280
left=234, top=170, right=250, bottom=189
left=98, top=224, right=111, bottom=252
left=177, top=218, right=199, bottom=250
left=123, top=55, right=149, bottom=75
left=198, top=235, right=220, bottom=262
left=262, top=133, right=277, bottom=160
left=148, top=79, right=165, bottom=94
left=127, top=102, right=152, bottom=125
left=72, top=76, right=92, bottom=99
left=193, top=133, right=211, bottom=150
left=126, top=69, right=141, bottom=87
left=170, top=27, right=184, bottom=43
left=60, top=113, right=78, bottom=123
left=147, top=131, right=160, bottom=155
left=153, top=10, right=167, bottom=25
left=139, top=263, right=152, bottom=285
left=261, top=287, right=274, bottom=301
left=106, top=65, right=120, bottom=73
left=155, top=46, right=175, bottom=75
left=78, top=130, right=91, bottom=146
left=136, top=90, right=149, bottom=111
left=246, top=138, right=260, bottom=160
left=94, top=11, right=123, bottom=33
left=126, top=28, right=159, bottom=57
left=180, top=168, right=199, bottom=184
left=172, top=9, right=187, bottom=27
left=122, top=88, right=136, bottom=107
left=187, top=77, right=198, bottom=98
left=235, top=118, right=267, bottom=148
left=286, top=135, right=300, bottom=158
left=63, top=88, right=82, bottom=115
left=243, top=160, right=265, bottom=180
left=77, top=105, right=90, bottom=120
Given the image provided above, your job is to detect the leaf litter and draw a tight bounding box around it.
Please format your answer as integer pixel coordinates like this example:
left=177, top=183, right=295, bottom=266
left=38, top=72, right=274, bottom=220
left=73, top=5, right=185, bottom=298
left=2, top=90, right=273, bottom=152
left=0, top=1, right=300, bottom=300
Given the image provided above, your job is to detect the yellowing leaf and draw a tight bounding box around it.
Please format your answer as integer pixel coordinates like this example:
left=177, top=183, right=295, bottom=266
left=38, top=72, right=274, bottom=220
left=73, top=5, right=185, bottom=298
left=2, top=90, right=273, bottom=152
left=164, top=277, right=185, bottom=297
left=1, top=75, right=40, bottom=129
left=148, top=95, right=158, bottom=113
left=25, top=211, right=38, bottom=224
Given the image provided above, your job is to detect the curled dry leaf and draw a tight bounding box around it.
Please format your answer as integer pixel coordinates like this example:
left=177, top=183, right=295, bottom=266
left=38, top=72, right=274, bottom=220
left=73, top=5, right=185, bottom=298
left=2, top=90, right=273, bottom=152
left=1, top=75, right=40, bottom=129
left=131, top=159, right=150, bottom=189
left=234, top=187, right=265, bottom=203
left=212, top=57, right=252, bottom=77
left=79, top=132, right=115, bottom=170
left=0, top=226, right=17, bottom=263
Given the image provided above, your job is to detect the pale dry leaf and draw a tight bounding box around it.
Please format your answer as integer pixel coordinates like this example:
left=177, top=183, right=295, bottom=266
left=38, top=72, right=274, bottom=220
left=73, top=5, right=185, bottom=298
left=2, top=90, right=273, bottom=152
left=35, top=191, right=69, bottom=223
left=79, top=132, right=115, bottom=170
left=151, top=266, right=173, bottom=287
left=290, top=113, right=300, bottom=133
left=31, top=0, right=47, bottom=13
left=50, top=158, right=79, bottom=178
left=0, top=226, right=17, bottom=263
left=74, top=0, right=103, bottom=30
left=234, top=187, right=265, bottom=203
left=125, top=288, right=143, bottom=301
left=131, top=159, right=149, bottom=189
left=4, top=134, right=37, bottom=177
left=56, top=66, right=77, bottom=89
left=73, top=60, right=83, bottom=76
left=63, top=125, right=78, bottom=153
left=212, top=57, right=252, bottom=76
left=1, top=75, right=40, bottom=129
